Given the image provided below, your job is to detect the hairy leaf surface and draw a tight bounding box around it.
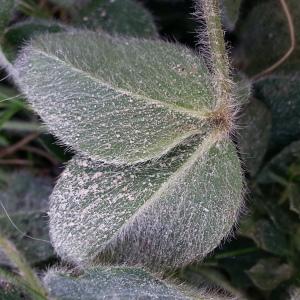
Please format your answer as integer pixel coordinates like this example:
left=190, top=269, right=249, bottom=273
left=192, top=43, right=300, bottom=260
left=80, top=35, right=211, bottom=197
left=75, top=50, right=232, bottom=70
left=14, top=31, right=215, bottom=163
left=44, top=267, right=194, bottom=300
left=44, top=266, right=233, bottom=299
left=49, top=137, right=243, bottom=267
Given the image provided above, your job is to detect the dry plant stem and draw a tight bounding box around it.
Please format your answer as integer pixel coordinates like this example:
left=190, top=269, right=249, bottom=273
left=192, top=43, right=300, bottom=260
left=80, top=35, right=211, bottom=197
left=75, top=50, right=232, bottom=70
left=252, top=0, right=296, bottom=81
left=0, top=235, right=48, bottom=299
left=200, top=0, right=234, bottom=132
left=21, top=145, right=58, bottom=165
left=0, top=132, right=39, bottom=158
left=39, top=0, right=47, bottom=8
left=0, top=159, right=32, bottom=165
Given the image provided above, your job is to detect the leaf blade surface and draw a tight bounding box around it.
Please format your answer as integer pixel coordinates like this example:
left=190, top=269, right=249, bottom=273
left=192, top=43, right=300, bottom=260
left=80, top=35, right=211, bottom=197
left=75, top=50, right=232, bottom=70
left=14, top=31, right=214, bottom=163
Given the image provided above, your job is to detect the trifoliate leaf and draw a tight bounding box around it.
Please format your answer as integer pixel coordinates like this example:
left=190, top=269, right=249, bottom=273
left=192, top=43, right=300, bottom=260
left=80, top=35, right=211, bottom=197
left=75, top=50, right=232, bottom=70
left=247, top=258, right=294, bottom=291
left=72, top=0, right=158, bottom=38
left=238, top=98, right=271, bottom=176
left=14, top=31, right=215, bottom=164
left=44, top=267, right=194, bottom=300
left=49, top=137, right=243, bottom=267
left=221, top=0, right=242, bottom=31
left=254, top=72, right=300, bottom=149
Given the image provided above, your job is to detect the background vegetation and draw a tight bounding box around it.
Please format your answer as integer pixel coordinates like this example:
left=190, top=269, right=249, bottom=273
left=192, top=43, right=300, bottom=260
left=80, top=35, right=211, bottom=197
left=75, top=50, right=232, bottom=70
left=0, top=0, right=299, bottom=299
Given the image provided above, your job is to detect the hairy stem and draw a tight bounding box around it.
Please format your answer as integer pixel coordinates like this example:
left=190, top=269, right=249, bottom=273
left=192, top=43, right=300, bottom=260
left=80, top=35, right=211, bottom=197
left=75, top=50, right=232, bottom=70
left=197, top=0, right=234, bottom=132
left=202, top=0, right=230, bottom=81
left=0, top=132, right=40, bottom=158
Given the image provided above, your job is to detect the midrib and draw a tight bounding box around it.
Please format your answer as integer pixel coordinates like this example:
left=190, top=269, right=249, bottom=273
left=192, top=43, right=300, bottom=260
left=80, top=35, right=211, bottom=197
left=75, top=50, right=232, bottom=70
left=95, top=130, right=224, bottom=257
left=32, top=47, right=212, bottom=121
